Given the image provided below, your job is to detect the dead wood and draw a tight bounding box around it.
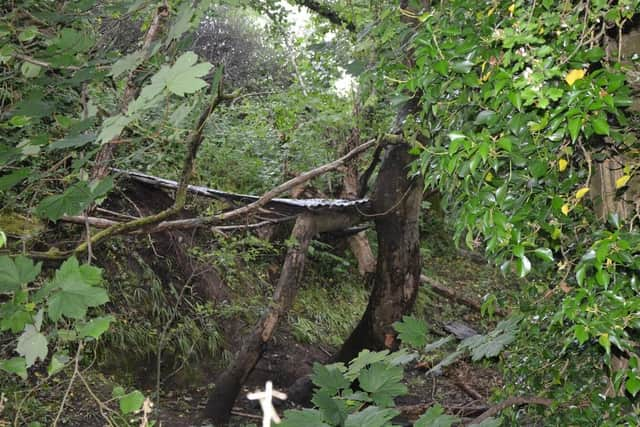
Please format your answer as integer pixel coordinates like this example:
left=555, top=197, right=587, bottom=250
left=420, top=274, right=508, bottom=317
left=204, top=212, right=360, bottom=424
left=468, top=396, right=553, bottom=425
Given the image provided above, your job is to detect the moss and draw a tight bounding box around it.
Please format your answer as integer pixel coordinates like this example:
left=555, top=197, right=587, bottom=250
left=0, top=211, right=44, bottom=238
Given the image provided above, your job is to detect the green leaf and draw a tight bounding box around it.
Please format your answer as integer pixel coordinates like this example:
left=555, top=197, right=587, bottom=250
left=312, top=389, right=347, bottom=425
left=109, top=51, right=144, bottom=78
left=452, top=60, right=473, bottom=73
left=311, top=362, right=349, bottom=395
left=393, top=315, right=428, bottom=348
left=96, top=114, right=133, bottom=144
left=433, top=60, right=448, bottom=76
left=18, top=26, right=39, bottom=42
left=0, top=255, right=42, bottom=292
left=0, top=168, right=30, bottom=191
left=533, top=248, right=554, bottom=262
left=280, top=409, right=330, bottom=427
left=45, top=257, right=107, bottom=321
left=17, top=324, right=48, bottom=367
left=574, top=324, right=589, bottom=344
left=415, top=404, right=460, bottom=427
left=344, top=406, right=399, bottom=427
left=591, top=116, right=610, bottom=135
left=112, top=386, right=125, bottom=398
left=162, top=51, right=213, bottom=96
left=167, top=6, right=195, bottom=42
left=47, top=352, right=69, bottom=376
left=0, top=357, right=28, bottom=379
left=599, top=333, right=611, bottom=355
left=48, top=133, right=95, bottom=151
left=568, top=115, right=582, bottom=141
left=358, top=362, right=407, bottom=407
left=36, top=181, right=94, bottom=221
left=77, top=315, right=114, bottom=339
left=346, top=349, right=391, bottom=381
left=119, top=390, right=145, bottom=414
left=517, top=255, right=531, bottom=278
left=583, top=47, right=605, bottom=62
left=626, top=373, right=640, bottom=396
left=21, top=61, right=41, bottom=78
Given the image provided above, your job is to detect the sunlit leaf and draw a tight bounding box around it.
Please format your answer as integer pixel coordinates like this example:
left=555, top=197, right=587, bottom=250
left=558, top=158, right=568, bottom=172
left=565, top=69, right=585, bottom=86
left=17, top=324, right=48, bottom=367
left=615, top=175, right=630, bottom=189
left=575, top=187, right=590, bottom=200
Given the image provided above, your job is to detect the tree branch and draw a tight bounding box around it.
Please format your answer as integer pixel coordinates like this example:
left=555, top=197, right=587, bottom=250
left=290, top=0, right=356, bottom=31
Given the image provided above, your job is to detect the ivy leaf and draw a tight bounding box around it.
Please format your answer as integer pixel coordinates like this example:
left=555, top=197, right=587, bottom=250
left=344, top=406, right=399, bottom=427
left=44, top=257, right=108, bottom=321
left=0, top=255, right=42, bottom=292
left=36, top=181, right=94, bottom=221
left=119, top=390, right=145, bottom=414
left=17, top=324, right=48, bottom=367
left=358, top=362, right=407, bottom=407
left=311, top=362, right=349, bottom=395
left=415, top=404, right=460, bottom=427
left=280, top=409, right=330, bottom=427
left=77, top=315, right=114, bottom=339
left=0, top=357, right=28, bottom=379
left=393, top=315, right=428, bottom=348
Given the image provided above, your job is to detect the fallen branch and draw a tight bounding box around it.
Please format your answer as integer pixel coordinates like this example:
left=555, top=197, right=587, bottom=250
left=420, top=274, right=508, bottom=317
left=468, top=396, right=553, bottom=425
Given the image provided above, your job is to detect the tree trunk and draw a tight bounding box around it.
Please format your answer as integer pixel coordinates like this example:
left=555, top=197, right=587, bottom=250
left=204, top=212, right=359, bottom=424
left=334, top=143, right=422, bottom=362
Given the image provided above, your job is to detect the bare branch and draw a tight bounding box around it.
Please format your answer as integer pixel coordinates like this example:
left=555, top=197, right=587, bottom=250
left=469, top=396, right=553, bottom=425
left=291, top=0, right=356, bottom=31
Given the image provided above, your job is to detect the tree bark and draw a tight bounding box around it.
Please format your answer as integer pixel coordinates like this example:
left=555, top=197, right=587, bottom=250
left=334, top=143, right=422, bottom=362
left=204, top=212, right=359, bottom=424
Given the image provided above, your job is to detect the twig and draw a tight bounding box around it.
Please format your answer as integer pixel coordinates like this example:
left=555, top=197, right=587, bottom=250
left=52, top=342, right=83, bottom=427
left=230, top=409, right=263, bottom=420
left=468, top=396, right=553, bottom=425
left=77, top=371, right=117, bottom=426
left=420, top=274, right=508, bottom=317
left=14, top=53, right=81, bottom=71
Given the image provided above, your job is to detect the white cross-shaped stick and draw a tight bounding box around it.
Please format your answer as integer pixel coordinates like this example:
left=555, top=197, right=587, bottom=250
left=247, top=381, right=287, bottom=427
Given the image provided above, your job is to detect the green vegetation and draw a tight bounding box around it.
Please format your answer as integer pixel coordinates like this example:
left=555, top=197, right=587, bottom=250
left=1, top=0, right=639, bottom=425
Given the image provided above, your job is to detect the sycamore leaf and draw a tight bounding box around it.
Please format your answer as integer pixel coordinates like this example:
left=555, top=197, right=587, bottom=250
left=17, top=324, right=48, bottom=367
left=0, top=168, right=30, bottom=191
left=565, top=69, right=585, bottom=86
left=393, top=315, right=428, bottom=348
left=109, top=50, right=144, bottom=78
left=36, top=181, right=94, bottom=221
left=0, top=357, right=27, bottom=379
left=558, top=158, right=568, bottom=172
left=415, top=404, right=460, bottom=427
left=96, top=114, right=133, bottom=144
left=575, top=187, right=590, bottom=200
left=470, top=417, right=503, bottom=427
left=616, top=175, right=630, bottom=189
left=0, top=255, right=42, bottom=292
left=358, top=362, right=407, bottom=407
left=164, top=51, right=212, bottom=96
left=119, top=390, right=145, bottom=414
left=44, top=257, right=107, bottom=321
left=167, top=6, right=195, bottom=42
left=344, top=406, right=399, bottom=427
left=77, top=315, right=114, bottom=339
